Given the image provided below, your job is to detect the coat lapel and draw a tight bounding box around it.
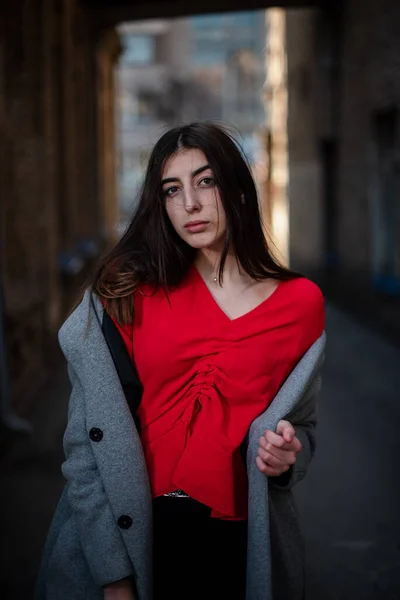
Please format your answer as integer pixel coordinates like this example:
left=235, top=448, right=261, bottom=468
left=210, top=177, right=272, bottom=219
left=101, top=308, right=143, bottom=431
left=245, top=331, right=326, bottom=600
left=59, top=290, right=153, bottom=590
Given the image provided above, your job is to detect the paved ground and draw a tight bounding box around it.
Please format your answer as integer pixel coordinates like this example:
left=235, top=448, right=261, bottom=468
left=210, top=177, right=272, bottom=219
left=0, top=363, right=68, bottom=600
left=297, top=306, right=400, bottom=600
left=1, top=304, right=400, bottom=599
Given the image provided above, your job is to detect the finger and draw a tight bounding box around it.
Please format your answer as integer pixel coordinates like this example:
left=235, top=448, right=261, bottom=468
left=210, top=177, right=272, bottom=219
left=278, top=435, right=302, bottom=453
left=258, top=440, right=294, bottom=463
left=258, top=445, right=288, bottom=466
left=265, top=429, right=302, bottom=453
left=276, top=420, right=295, bottom=441
left=263, top=429, right=286, bottom=448
left=259, top=444, right=297, bottom=466
left=283, top=427, right=295, bottom=444
left=258, top=434, right=268, bottom=450
left=276, top=420, right=292, bottom=434
left=256, top=456, right=285, bottom=476
left=289, top=436, right=302, bottom=453
left=259, top=438, right=299, bottom=464
left=257, top=446, right=292, bottom=468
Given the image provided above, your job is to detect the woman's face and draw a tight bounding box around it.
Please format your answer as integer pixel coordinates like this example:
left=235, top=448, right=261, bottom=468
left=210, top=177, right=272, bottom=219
left=162, top=148, right=227, bottom=251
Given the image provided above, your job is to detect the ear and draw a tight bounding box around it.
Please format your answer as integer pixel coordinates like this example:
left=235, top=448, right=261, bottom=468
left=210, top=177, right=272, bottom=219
left=241, top=193, right=245, bottom=204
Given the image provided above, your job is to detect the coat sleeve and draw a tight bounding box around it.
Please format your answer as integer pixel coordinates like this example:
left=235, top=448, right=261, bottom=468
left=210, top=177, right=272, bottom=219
left=269, top=372, right=322, bottom=490
left=61, top=363, right=135, bottom=587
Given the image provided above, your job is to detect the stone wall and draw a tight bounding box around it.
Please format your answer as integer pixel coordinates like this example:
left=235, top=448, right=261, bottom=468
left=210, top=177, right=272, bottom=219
left=285, top=0, right=400, bottom=279
left=0, top=0, right=119, bottom=413
left=337, top=0, right=400, bottom=274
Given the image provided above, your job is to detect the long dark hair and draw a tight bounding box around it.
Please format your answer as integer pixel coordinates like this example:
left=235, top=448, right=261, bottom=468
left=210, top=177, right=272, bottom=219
left=92, top=122, right=300, bottom=323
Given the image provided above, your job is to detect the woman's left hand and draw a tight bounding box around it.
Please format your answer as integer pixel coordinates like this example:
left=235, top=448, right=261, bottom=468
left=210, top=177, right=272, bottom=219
left=256, top=420, right=302, bottom=476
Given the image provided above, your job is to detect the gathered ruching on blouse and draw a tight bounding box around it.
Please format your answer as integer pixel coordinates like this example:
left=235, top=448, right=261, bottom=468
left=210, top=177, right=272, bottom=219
left=111, top=270, right=325, bottom=520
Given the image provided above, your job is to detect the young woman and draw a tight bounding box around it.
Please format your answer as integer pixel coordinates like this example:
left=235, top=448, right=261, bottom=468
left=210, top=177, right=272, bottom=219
left=36, top=122, right=325, bottom=600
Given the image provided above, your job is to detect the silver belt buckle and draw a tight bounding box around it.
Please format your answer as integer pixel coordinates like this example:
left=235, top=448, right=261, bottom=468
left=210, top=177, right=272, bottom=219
left=163, top=489, right=190, bottom=498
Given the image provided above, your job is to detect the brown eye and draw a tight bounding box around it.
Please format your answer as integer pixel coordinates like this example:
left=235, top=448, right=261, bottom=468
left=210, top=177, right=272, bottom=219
left=164, top=186, right=179, bottom=197
left=199, top=177, right=215, bottom=186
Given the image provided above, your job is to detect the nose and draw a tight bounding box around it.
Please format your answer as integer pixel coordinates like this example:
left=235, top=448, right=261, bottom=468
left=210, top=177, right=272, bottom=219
left=183, top=187, right=201, bottom=213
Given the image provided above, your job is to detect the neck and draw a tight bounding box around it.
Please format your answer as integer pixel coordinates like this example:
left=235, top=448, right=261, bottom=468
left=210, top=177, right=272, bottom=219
left=195, top=247, right=244, bottom=283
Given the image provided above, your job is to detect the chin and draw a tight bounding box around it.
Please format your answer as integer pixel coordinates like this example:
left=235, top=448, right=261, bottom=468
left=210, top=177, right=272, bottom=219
left=182, top=233, right=215, bottom=249
left=185, top=239, right=212, bottom=250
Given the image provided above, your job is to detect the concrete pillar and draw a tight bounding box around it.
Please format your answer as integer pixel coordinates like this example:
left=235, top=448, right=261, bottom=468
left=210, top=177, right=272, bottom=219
left=285, top=9, right=324, bottom=270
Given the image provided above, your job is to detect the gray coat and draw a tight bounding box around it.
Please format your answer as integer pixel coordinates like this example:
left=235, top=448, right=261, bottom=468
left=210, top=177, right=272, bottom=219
left=35, top=289, right=325, bottom=600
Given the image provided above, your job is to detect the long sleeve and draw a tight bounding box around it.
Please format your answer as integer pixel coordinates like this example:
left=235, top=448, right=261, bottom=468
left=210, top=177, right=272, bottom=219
left=269, top=372, right=321, bottom=490
left=61, top=364, right=134, bottom=587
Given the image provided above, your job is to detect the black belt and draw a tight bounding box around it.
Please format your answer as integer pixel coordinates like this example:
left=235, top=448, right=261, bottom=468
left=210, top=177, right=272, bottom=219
left=163, top=489, right=190, bottom=498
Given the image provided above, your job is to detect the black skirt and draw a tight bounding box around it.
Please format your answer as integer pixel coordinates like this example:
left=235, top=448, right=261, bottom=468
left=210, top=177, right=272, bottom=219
left=153, top=496, right=248, bottom=600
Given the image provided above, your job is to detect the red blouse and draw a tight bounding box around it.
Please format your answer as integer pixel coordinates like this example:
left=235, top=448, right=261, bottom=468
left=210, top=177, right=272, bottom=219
left=111, top=266, right=325, bottom=520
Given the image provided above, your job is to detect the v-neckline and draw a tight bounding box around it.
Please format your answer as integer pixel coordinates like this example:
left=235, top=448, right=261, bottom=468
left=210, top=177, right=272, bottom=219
left=191, top=265, right=284, bottom=323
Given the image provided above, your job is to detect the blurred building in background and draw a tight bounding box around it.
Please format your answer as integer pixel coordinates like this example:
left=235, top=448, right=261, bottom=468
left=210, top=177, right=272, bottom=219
left=116, top=11, right=267, bottom=221
left=116, top=18, right=193, bottom=218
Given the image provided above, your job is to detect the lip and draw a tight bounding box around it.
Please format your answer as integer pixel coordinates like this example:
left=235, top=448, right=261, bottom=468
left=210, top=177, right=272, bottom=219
left=184, top=220, right=209, bottom=233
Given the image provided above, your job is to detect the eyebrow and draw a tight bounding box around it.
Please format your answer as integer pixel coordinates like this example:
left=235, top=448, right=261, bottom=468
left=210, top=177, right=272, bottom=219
left=161, top=164, right=211, bottom=186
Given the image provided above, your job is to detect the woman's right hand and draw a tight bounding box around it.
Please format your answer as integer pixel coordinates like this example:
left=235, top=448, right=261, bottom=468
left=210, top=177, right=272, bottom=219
left=103, top=578, right=137, bottom=600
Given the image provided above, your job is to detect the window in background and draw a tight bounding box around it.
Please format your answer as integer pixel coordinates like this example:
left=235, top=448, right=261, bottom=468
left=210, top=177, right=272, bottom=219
left=121, top=34, right=155, bottom=65
left=193, top=14, right=225, bottom=29
left=193, top=40, right=224, bottom=66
